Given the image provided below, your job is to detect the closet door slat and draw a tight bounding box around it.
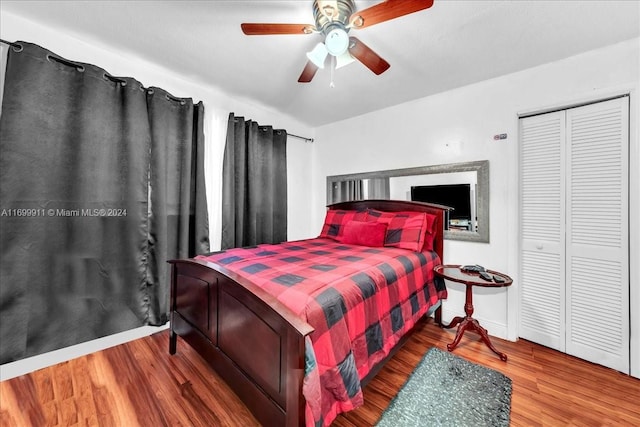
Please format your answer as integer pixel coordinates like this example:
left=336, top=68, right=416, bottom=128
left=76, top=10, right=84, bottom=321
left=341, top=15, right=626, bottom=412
left=565, top=97, right=629, bottom=373
left=519, top=111, right=566, bottom=351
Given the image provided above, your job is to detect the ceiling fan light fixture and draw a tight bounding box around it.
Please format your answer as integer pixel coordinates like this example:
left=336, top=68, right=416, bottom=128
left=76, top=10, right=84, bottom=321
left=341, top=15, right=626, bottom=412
left=335, top=51, right=355, bottom=69
left=324, top=27, right=349, bottom=56
left=306, top=42, right=328, bottom=68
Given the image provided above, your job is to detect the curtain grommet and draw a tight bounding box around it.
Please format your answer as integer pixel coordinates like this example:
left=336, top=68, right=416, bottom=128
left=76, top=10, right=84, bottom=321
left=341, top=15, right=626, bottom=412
left=103, top=73, right=127, bottom=86
left=46, top=54, right=84, bottom=73
left=0, top=39, right=24, bottom=52
left=165, top=94, right=186, bottom=105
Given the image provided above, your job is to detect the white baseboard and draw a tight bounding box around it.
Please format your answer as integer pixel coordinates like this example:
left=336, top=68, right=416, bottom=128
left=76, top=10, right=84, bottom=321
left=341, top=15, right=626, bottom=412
left=440, top=307, right=509, bottom=340
left=0, top=324, right=169, bottom=381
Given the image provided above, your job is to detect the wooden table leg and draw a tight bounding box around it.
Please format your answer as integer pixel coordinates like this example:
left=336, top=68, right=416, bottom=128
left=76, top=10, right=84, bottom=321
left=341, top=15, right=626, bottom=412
left=442, top=283, right=508, bottom=361
left=441, top=315, right=464, bottom=330
left=469, top=318, right=508, bottom=361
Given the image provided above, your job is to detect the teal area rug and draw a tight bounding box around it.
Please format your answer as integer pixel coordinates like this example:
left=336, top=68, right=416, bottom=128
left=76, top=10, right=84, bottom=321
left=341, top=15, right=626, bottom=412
left=375, top=347, right=512, bottom=427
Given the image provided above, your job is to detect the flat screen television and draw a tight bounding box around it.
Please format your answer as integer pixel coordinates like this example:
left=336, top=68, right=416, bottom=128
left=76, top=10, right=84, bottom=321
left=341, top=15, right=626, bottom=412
left=410, top=183, right=472, bottom=221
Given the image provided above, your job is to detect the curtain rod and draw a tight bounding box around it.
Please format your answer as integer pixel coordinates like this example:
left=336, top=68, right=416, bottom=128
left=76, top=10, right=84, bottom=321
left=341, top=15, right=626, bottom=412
left=287, top=133, right=314, bottom=143
left=0, top=38, right=20, bottom=49
left=2, top=39, right=315, bottom=144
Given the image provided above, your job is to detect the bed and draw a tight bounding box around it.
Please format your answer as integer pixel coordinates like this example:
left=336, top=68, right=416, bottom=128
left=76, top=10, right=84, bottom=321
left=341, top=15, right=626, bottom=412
left=168, top=199, right=448, bottom=427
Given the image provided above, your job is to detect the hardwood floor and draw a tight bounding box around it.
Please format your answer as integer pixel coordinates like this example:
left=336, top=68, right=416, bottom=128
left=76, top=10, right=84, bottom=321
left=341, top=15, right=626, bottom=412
left=1, top=319, right=639, bottom=426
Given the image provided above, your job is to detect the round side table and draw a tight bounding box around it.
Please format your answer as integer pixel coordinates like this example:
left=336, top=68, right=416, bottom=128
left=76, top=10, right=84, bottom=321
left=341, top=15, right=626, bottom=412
left=434, top=264, right=513, bottom=361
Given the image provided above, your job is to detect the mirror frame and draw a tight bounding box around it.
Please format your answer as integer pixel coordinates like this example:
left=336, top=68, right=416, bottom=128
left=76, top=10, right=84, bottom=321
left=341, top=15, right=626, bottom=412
left=326, top=160, right=490, bottom=243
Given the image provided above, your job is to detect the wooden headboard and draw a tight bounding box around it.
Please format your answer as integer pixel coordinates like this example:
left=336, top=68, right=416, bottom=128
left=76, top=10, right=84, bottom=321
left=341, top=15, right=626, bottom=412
left=327, top=199, right=447, bottom=262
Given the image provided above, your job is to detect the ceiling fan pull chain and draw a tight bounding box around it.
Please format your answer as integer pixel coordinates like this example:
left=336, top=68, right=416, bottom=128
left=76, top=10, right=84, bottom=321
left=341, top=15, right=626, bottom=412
left=330, top=55, right=336, bottom=88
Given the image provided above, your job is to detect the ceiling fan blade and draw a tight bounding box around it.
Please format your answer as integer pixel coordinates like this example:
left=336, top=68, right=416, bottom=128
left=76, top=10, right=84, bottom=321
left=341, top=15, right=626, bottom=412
left=298, top=61, right=319, bottom=83
left=349, top=0, right=434, bottom=29
left=348, top=37, right=390, bottom=75
left=241, top=23, right=315, bottom=35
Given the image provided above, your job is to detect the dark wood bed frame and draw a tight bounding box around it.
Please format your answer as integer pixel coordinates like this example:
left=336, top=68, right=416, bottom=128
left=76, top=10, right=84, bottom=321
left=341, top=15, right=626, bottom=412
left=168, top=200, right=447, bottom=427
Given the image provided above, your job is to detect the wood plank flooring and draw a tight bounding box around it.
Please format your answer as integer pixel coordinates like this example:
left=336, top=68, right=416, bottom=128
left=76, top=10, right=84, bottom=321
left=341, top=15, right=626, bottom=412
left=1, top=319, right=639, bottom=426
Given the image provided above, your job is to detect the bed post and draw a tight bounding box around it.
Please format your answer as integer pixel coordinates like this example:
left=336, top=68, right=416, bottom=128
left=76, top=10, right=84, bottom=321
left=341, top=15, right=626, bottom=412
left=169, top=262, right=178, bottom=355
left=434, top=305, right=443, bottom=326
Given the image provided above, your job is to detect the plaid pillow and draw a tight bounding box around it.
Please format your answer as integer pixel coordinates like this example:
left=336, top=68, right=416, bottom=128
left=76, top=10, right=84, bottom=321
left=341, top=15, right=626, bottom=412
left=337, top=220, right=388, bottom=247
left=319, top=209, right=368, bottom=240
left=367, top=209, right=435, bottom=252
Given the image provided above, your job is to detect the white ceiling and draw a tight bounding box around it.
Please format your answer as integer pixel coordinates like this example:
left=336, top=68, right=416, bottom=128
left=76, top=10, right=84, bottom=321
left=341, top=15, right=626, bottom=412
left=2, top=0, right=639, bottom=127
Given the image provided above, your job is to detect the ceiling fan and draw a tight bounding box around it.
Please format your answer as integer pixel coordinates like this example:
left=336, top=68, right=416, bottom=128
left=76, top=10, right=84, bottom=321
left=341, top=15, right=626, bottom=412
left=241, top=0, right=435, bottom=83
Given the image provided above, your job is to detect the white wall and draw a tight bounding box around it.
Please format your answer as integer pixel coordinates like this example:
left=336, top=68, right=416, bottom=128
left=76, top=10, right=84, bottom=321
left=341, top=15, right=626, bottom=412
left=2, top=11, right=639, bottom=379
left=311, top=38, right=640, bottom=376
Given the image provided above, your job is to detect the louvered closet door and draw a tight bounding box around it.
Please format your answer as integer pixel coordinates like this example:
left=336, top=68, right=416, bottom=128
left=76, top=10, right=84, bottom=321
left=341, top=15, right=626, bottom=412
left=519, top=111, right=566, bottom=351
left=565, top=97, right=629, bottom=372
left=519, top=97, right=630, bottom=373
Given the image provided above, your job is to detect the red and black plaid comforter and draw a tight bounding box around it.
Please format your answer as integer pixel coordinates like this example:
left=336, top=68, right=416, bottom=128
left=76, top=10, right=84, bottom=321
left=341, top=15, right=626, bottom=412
left=197, top=238, right=446, bottom=427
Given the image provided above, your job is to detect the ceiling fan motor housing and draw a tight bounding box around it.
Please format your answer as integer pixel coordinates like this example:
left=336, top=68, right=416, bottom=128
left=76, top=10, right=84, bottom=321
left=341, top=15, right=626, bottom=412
left=313, top=0, right=355, bottom=33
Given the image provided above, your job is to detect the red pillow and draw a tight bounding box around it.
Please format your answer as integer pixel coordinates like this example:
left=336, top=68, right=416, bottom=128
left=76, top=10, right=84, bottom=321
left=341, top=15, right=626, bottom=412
left=319, top=209, right=368, bottom=240
left=338, top=220, right=388, bottom=247
left=421, top=212, right=438, bottom=251
left=367, top=209, right=436, bottom=252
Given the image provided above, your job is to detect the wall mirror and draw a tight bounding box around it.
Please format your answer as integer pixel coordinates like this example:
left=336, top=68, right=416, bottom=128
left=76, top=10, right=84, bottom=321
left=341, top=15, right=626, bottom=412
left=327, top=160, right=490, bottom=243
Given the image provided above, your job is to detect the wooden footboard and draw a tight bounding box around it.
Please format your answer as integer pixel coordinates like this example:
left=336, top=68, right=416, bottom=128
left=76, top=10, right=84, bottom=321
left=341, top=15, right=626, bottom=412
left=168, top=258, right=314, bottom=427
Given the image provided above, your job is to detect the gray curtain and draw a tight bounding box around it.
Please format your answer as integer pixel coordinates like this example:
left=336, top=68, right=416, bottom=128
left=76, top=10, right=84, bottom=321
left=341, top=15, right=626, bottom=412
left=146, top=88, right=210, bottom=324
left=221, top=113, right=287, bottom=249
left=330, top=179, right=363, bottom=204
left=0, top=41, right=209, bottom=363
left=365, top=177, right=390, bottom=199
